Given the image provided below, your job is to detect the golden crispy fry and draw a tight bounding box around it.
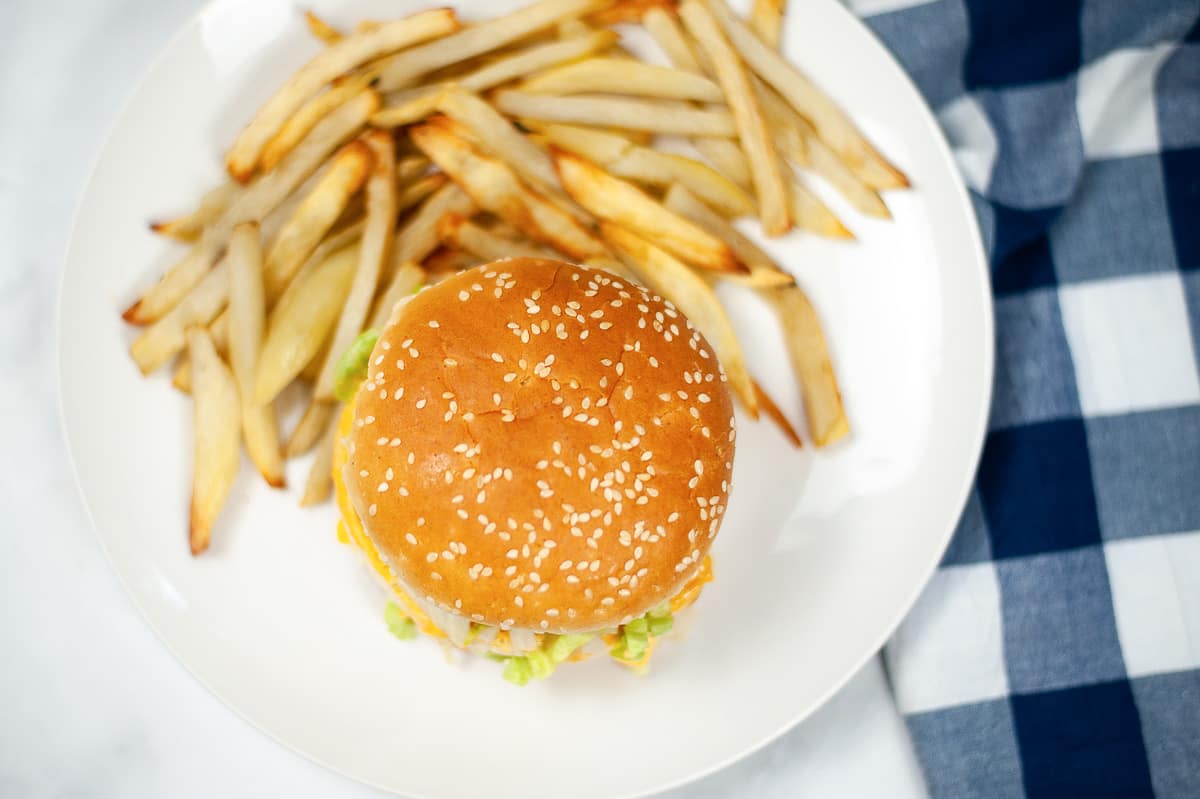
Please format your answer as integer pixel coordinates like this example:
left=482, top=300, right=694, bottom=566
left=585, top=0, right=677, bottom=25
left=130, top=259, right=229, bottom=374
left=388, top=180, right=477, bottom=275
left=286, top=399, right=338, bottom=458
left=187, top=327, right=241, bottom=555
left=149, top=180, right=242, bottom=243
left=753, top=378, right=802, bottom=447
left=493, top=90, right=737, bottom=137
left=395, top=155, right=430, bottom=185
left=304, top=10, right=343, bottom=45
left=264, top=139, right=372, bottom=301
left=315, top=131, right=396, bottom=400
left=256, top=243, right=359, bottom=404
left=369, top=85, right=444, bottom=128
left=459, top=30, right=619, bottom=91
left=226, top=222, right=286, bottom=487
left=662, top=183, right=792, bottom=288
left=552, top=148, right=746, bottom=273
left=226, top=9, right=458, bottom=180
left=376, top=0, right=605, bottom=91
left=124, top=89, right=378, bottom=326
left=681, top=1, right=790, bottom=235
left=601, top=222, right=758, bottom=416
left=438, top=213, right=549, bottom=261
left=750, top=0, right=785, bottom=49
left=756, top=79, right=890, bottom=218
left=790, top=181, right=852, bottom=239
left=436, top=87, right=558, bottom=200
left=766, top=284, right=848, bottom=446
left=370, top=260, right=427, bottom=330
left=393, top=171, right=442, bottom=211
left=412, top=119, right=610, bottom=262
left=260, top=73, right=375, bottom=172
left=435, top=87, right=593, bottom=227
left=640, top=7, right=753, bottom=188
left=373, top=28, right=620, bottom=127
left=300, top=419, right=338, bottom=507
left=521, top=57, right=725, bottom=102
left=532, top=122, right=753, bottom=216
left=171, top=309, right=231, bottom=394
left=701, top=0, right=909, bottom=189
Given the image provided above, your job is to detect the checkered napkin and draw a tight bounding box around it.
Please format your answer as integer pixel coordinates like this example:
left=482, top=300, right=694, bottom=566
left=841, top=0, right=1200, bottom=796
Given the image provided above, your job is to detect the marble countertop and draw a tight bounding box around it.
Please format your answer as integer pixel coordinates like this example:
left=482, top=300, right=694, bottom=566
left=0, top=1, right=927, bottom=795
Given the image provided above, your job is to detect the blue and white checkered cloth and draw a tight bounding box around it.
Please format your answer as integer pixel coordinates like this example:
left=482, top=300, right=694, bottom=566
left=841, top=0, right=1200, bottom=796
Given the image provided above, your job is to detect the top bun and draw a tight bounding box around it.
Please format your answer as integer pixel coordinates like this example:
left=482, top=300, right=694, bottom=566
left=343, top=258, right=735, bottom=633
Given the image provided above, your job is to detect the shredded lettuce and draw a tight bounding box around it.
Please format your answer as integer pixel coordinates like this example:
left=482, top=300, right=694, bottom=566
left=384, top=602, right=417, bottom=640
left=333, top=329, right=379, bottom=402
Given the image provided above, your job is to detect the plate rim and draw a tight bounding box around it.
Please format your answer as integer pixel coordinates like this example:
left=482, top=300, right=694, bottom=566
left=55, top=0, right=994, bottom=795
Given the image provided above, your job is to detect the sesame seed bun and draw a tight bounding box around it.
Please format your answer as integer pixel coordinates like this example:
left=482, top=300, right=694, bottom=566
left=343, top=258, right=735, bottom=634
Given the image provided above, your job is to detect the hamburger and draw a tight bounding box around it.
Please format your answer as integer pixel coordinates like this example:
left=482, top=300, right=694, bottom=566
left=332, top=258, right=735, bottom=683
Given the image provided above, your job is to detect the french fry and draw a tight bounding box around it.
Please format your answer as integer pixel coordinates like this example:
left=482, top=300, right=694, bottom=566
left=315, top=131, right=396, bottom=400
left=434, top=87, right=594, bottom=226
left=411, top=119, right=609, bottom=262
left=756, top=79, right=890, bottom=218
left=457, top=30, right=618, bottom=91
left=753, top=378, right=802, bottom=447
left=370, top=260, right=427, bottom=330
left=585, top=0, right=677, bottom=25
left=790, top=181, right=852, bottom=239
left=373, top=28, right=621, bottom=127
left=300, top=420, right=338, bottom=507
left=287, top=399, right=338, bottom=458
left=149, top=180, right=242, bottom=242
left=662, top=188, right=793, bottom=285
left=172, top=310, right=231, bottom=394
left=376, top=0, right=606, bottom=92
left=521, top=58, right=725, bottom=102
left=552, top=148, right=746, bottom=273
left=641, top=7, right=753, bottom=188
left=260, top=73, right=375, bottom=172
left=436, top=87, right=559, bottom=200
left=681, top=1, right=790, bottom=235
left=304, top=10, right=343, bottom=45
left=395, top=155, right=430, bottom=185
left=438, top=213, right=549, bottom=261
left=601, top=222, right=758, bottom=416
left=369, top=85, right=444, bottom=128
left=226, top=222, right=286, bottom=487
left=493, top=91, right=737, bottom=137
left=124, top=89, right=378, bottom=325
left=750, top=0, right=785, bottom=49
left=532, top=122, right=753, bottom=217
left=130, top=259, right=229, bottom=374
left=388, top=181, right=477, bottom=276
left=396, top=173, right=448, bottom=216
left=662, top=183, right=792, bottom=288
left=256, top=243, right=359, bottom=404
left=225, top=8, right=458, bottom=180
left=187, top=327, right=241, bottom=555
left=264, top=139, right=372, bottom=301
left=701, top=0, right=908, bottom=189
left=765, top=284, right=848, bottom=446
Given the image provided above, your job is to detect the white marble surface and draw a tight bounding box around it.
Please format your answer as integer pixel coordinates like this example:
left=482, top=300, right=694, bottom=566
left=0, top=1, right=928, bottom=795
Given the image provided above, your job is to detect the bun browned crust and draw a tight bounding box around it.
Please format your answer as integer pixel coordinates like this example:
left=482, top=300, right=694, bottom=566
left=343, top=258, right=735, bottom=633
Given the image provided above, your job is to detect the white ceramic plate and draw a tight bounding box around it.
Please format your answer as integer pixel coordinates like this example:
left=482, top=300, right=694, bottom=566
left=58, top=1, right=991, bottom=796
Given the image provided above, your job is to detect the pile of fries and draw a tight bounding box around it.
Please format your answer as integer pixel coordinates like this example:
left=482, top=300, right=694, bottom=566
left=122, top=0, right=908, bottom=554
